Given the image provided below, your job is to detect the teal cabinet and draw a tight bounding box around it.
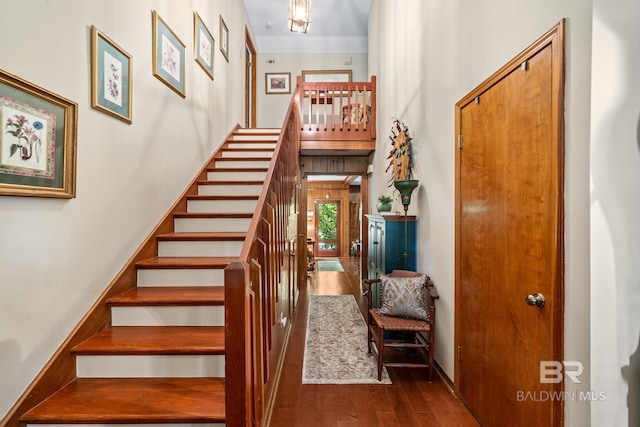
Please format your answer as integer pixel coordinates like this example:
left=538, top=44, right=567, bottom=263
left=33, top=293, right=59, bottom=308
left=366, top=214, right=417, bottom=280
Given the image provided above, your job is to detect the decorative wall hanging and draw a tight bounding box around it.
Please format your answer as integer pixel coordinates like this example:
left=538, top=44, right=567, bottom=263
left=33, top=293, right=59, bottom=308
left=0, top=69, right=78, bottom=198
left=387, top=118, right=419, bottom=268
left=91, top=26, right=133, bottom=123
left=265, top=72, right=291, bottom=94
left=219, top=15, right=229, bottom=62
left=194, top=12, right=214, bottom=80
left=152, top=10, right=186, bottom=97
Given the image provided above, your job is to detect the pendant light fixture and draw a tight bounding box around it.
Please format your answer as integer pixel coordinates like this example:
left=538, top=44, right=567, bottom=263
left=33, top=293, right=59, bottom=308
left=288, top=0, right=311, bottom=33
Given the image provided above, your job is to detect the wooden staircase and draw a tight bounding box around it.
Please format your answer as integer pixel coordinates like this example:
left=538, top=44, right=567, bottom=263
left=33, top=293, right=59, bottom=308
left=20, top=128, right=281, bottom=427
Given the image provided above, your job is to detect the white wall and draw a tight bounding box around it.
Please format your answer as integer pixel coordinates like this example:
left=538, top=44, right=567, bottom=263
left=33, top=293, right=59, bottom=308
left=368, top=1, right=593, bottom=425
left=0, top=0, right=252, bottom=420
left=590, top=0, right=640, bottom=425
left=256, top=53, right=368, bottom=128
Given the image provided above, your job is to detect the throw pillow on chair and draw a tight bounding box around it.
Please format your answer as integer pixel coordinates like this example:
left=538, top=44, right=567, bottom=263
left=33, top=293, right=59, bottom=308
left=378, top=273, right=430, bottom=321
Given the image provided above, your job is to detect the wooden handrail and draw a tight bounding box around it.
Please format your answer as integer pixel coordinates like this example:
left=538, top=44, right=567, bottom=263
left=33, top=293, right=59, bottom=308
left=224, top=86, right=301, bottom=427
left=225, top=76, right=376, bottom=426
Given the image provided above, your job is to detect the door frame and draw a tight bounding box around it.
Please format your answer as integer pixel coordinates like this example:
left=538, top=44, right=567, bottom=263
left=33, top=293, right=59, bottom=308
left=314, top=199, right=342, bottom=257
left=454, top=20, right=565, bottom=425
left=245, top=27, right=257, bottom=128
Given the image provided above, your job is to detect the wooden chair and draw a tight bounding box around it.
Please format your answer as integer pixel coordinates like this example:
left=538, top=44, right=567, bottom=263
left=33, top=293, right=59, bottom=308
left=364, top=270, right=439, bottom=381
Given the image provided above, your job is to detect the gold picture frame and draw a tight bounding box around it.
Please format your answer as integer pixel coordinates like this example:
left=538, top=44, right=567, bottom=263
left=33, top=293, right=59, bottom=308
left=194, top=12, right=214, bottom=80
left=91, top=26, right=133, bottom=123
left=265, top=72, right=291, bottom=94
left=0, top=69, right=78, bottom=198
left=219, top=15, right=229, bottom=62
left=152, top=10, right=186, bottom=98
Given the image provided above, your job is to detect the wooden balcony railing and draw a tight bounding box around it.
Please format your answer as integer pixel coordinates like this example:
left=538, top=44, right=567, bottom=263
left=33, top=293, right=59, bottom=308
left=297, top=76, right=377, bottom=147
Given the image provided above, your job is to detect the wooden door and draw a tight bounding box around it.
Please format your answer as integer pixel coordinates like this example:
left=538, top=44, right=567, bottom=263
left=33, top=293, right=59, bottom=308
left=455, top=22, right=564, bottom=427
left=245, top=28, right=256, bottom=128
left=315, top=200, right=341, bottom=257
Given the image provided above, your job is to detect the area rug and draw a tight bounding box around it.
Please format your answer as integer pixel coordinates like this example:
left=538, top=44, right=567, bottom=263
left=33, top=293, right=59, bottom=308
left=316, top=259, right=344, bottom=272
left=302, top=295, right=391, bottom=384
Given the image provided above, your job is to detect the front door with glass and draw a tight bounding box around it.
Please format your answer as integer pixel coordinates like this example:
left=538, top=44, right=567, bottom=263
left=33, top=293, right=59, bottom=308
left=315, top=201, right=340, bottom=257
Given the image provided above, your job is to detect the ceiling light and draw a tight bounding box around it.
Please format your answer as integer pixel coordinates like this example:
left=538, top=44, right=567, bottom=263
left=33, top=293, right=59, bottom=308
left=288, top=0, right=311, bottom=33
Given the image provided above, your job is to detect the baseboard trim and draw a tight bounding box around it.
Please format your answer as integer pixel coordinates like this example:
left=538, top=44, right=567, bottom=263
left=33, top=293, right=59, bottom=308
left=261, top=319, right=292, bottom=427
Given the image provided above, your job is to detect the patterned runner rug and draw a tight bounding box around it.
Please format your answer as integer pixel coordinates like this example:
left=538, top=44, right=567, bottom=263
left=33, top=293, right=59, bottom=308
left=302, top=295, right=391, bottom=384
left=316, top=259, right=344, bottom=271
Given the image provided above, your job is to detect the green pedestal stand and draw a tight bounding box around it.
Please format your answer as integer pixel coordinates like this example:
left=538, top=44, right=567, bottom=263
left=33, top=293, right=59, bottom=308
left=394, top=179, right=419, bottom=269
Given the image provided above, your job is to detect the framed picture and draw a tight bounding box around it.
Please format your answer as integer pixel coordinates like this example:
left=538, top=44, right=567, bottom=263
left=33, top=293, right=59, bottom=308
left=265, top=72, right=291, bottom=95
left=152, top=10, right=186, bottom=98
left=91, top=26, right=133, bottom=123
left=0, top=69, right=78, bottom=198
left=219, top=15, right=229, bottom=62
left=194, top=12, right=214, bottom=80
left=302, top=69, right=353, bottom=83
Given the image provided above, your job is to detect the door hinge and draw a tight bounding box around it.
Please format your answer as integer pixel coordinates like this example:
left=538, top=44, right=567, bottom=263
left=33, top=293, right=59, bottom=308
left=458, top=134, right=463, bottom=149
left=457, top=345, right=462, bottom=361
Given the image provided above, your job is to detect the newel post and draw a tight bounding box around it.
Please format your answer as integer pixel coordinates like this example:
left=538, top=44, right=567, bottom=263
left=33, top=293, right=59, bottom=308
left=224, top=261, right=251, bottom=427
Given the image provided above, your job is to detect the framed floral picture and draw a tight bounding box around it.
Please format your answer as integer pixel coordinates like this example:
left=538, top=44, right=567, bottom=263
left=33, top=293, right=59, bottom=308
left=265, top=72, right=291, bottom=94
left=0, top=69, right=78, bottom=198
left=194, top=12, right=214, bottom=80
left=152, top=10, right=186, bottom=97
left=91, top=26, right=133, bottom=123
left=219, top=15, right=229, bottom=62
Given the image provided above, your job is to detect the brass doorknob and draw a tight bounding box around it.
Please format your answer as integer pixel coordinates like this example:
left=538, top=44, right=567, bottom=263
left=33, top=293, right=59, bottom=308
left=525, top=292, right=545, bottom=308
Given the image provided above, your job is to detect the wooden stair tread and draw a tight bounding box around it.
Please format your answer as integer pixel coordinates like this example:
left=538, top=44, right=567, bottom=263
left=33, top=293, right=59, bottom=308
left=231, top=132, right=278, bottom=135
left=21, top=377, right=225, bottom=423
left=206, top=167, right=268, bottom=172
left=157, top=231, right=247, bottom=241
left=233, top=129, right=280, bottom=133
left=228, top=137, right=278, bottom=140
left=221, top=147, right=274, bottom=151
left=72, top=326, right=224, bottom=354
left=136, top=256, right=237, bottom=269
left=173, top=212, right=253, bottom=219
left=107, top=286, right=224, bottom=306
left=186, top=194, right=259, bottom=200
left=197, top=180, right=264, bottom=185
left=214, top=156, right=272, bottom=161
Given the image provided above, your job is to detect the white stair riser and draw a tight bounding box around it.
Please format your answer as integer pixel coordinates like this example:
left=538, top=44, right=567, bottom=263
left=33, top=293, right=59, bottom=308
left=174, top=217, right=251, bottom=233
left=158, top=240, right=243, bottom=257
left=207, top=171, right=266, bottom=181
left=76, top=355, right=225, bottom=378
left=230, top=134, right=279, bottom=141
left=137, top=268, right=225, bottom=287
left=27, top=424, right=224, bottom=427
left=226, top=142, right=276, bottom=149
left=187, top=199, right=257, bottom=214
left=221, top=150, right=273, bottom=158
left=111, top=306, right=225, bottom=327
left=214, top=160, right=271, bottom=169
left=198, top=184, right=262, bottom=196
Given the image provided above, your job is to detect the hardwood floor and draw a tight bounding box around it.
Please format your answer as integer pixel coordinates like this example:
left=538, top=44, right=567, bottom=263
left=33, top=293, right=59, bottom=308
left=268, top=257, right=481, bottom=427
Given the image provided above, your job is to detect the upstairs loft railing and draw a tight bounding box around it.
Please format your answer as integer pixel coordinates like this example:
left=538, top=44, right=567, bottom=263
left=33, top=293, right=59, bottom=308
left=297, top=75, right=377, bottom=142
left=224, top=88, right=301, bottom=427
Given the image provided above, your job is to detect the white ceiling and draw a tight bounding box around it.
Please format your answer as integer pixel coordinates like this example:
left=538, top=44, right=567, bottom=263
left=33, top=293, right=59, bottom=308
left=243, top=0, right=371, bottom=53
